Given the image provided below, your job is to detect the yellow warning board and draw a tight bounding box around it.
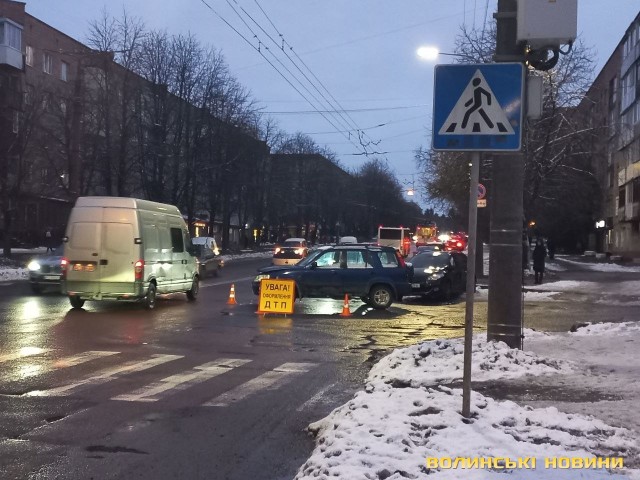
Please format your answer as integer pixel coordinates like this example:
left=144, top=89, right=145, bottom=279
left=257, top=279, right=295, bottom=314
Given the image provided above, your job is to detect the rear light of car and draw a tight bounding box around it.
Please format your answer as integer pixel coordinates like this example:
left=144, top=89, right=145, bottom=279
left=134, top=260, right=144, bottom=280
left=61, top=258, right=68, bottom=280
left=395, top=252, right=407, bottom=268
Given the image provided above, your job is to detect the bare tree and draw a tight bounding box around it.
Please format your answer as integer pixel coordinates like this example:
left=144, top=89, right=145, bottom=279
left=85, top=7, right=147, bottom=197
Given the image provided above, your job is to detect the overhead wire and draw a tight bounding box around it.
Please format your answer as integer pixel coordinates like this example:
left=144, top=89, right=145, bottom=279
left=198, top=0, right=370, bottom=156
left=251, top=0, right=381, bottom=150
left=227, top=0, right=360, bottom=141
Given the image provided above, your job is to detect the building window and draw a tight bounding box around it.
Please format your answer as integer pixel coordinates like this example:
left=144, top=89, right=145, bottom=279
left=0, top=20, right=22, bottom=50
left=60, top=99, right=67, bottom=115
left=621, top=70, right=636, bottom=113
left=60, top=61, right=68, bottom=81
left=609, top=76, right=617, bottom=110
left=12, top=110, right=19, bottom=134
left=619, top=186, right=626, bottom=208
left=25, top=45, right=33, bottom=66
left=24, top=84, right=34, bottom=105
left=43, top=52, right=53, bottom=74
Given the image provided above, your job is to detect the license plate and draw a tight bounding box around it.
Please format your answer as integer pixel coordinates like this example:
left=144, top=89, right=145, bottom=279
left=44, top=275, right=59, bottom=280
left=411, top=283, right=421, bottom=288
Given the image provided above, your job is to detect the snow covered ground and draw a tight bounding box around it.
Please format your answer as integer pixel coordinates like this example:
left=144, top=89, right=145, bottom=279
left=295, top=323, right=640, bottom=480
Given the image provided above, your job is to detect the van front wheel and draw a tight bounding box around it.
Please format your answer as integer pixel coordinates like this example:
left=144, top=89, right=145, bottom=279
left=143, top=283, right=157, bottom=310
left=187, top=277, right=199, bottom=301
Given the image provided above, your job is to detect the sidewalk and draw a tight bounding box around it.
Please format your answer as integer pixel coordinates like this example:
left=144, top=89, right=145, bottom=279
left=294, top=255, right=640, bottom=479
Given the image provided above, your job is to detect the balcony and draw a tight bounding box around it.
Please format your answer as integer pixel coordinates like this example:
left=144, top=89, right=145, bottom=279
left=0, top=43, right=22, bottom=69
left=0, top=18, right=23, bottom=70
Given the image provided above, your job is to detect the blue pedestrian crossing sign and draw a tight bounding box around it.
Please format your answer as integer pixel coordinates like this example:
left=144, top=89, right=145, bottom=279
left=432, top=63, right=524, bottom=151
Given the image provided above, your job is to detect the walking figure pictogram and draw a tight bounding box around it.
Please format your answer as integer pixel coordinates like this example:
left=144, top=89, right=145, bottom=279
left=462, top=78, right=494, bottom=129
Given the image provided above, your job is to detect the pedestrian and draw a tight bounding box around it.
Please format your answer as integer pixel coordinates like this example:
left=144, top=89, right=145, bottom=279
left=522, top=237, right=529, bottom=272
left=547, top=237, right=556, bottom=260
left=532, top=238, right=547, bottom=284
left=45, top=228, right=53, bottom=253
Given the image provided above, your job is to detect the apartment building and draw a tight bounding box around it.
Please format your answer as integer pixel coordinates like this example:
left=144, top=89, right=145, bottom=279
left=0, top=0, right=271, bottom=250
left=0, top=0, right=84, bottom=246
left=579, top=12, right=640, bottom=258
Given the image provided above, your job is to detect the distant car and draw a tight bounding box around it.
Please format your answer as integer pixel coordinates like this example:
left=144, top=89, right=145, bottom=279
left=191, top=237, right=223, bottom=277
left=409, top=250, right=467, bottom=300
left=338, top=236, right=358, bottom=244
left=254, top=244, right=413, bottom=309
left=272, top=238, right=309, bottom=266
left=444, top=234, right=467, bottom=252
left=413, top=244, right=445, bottom=256
left=27, top=245, right=65, bottom=294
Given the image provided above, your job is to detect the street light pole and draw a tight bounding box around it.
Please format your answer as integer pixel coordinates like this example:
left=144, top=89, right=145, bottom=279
left=487, top=0, right=525, bottom=349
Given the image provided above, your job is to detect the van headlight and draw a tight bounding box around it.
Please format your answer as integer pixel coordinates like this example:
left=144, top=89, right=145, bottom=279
left=28, top=260, right=41, bottom=271
left=430, top=272, right=445, bottom=280
left=254, top=274, right=271, bottom=282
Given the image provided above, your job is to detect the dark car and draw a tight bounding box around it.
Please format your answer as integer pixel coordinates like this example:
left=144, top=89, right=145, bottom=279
left=253, top=244, right=413, bottom=309
left=27, top=245, right=66, bottom=294
left=193, top=243, right=224, bottom=277
left=413, top=244, right=444, bottom=256
left=408, top=250, right=467, bottom=300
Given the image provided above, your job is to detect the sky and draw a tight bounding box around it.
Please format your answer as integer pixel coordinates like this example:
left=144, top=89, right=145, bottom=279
left=19, top=1, right=640, bottom=202
left=2, top=253, right=640, bottom=478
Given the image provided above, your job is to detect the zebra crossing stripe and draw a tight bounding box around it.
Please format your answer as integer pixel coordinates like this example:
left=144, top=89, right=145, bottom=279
left=0, top=347, right=50, bottom=364
left=53, top=351, right=120, bottom=368
left=202, top=362, right=317, bottom=407
left=27, top=354, right=183, bottom=397
left=11, top=351, right=120, bottom=379
left=112, top=358, right=252, bottom=402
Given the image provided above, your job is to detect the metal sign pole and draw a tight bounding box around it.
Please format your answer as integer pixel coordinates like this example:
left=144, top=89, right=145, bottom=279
left=462, top=151, right=480, bottom=418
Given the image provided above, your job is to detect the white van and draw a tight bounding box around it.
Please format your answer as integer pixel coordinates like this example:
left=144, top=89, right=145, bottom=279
left=61, top=196, right=199, bottom=310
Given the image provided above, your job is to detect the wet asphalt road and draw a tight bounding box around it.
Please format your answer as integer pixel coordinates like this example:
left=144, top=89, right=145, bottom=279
left=0, top=254, right=637, bottom=479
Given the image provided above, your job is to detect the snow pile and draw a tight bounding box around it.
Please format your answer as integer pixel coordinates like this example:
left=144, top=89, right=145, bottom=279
left=295, top=333, right=640, bottom=480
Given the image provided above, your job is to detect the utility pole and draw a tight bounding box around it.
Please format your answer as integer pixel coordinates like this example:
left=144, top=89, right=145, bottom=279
left=487, top=0, right=525, bottom=348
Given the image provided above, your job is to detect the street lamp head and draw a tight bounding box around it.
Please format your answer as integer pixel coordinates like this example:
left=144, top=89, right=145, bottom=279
left=416, top=46, right=439, bottom=61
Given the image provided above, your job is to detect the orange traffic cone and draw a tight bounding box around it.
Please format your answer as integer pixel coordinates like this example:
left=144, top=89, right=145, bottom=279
left=340, top=294, right=351, bottom=317
left=227, top=283, right=238, bottom=305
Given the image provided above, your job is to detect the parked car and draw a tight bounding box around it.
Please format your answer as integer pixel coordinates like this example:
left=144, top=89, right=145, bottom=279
left=191, top=236, right=223, bottom=277
left=272, top=238, right=309, bottom=266
left=254, top=244, right=413, bottom=309
left=193, top=244, right=224, bottom=278
left=27, top=245, right=65, bottom=294
left=409, top=250, right=467, bottom=300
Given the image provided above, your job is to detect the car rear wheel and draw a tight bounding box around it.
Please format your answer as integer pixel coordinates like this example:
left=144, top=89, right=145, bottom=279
left=143, top=283, right=157, bottom=310
left=368, top=285, right=393, bottom=310
left=69, top=295, right=84, bottom=309
left=187, top=277, right=199, bottom=301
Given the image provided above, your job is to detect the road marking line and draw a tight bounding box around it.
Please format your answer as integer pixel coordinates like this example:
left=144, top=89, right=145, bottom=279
left=296, top=382, right=335, bottom=412
left=0, top=347, right=50, bottom=364
left=112, top=358, right=252, bottom=402
left=200, top=276, right=255, bottom=288
left=202, top=362, right=317, bottom=407
left=53, top=351, right=120, bottom=368
left=27, top=354, right=183, bottom=397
